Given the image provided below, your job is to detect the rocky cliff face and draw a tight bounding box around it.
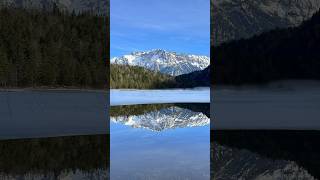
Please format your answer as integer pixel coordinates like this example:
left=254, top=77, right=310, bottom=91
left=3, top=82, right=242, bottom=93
left=0, top=0, right=108, bottom=15
left=212, top=0, right=320, bottom=45
left=111, top=49, right=210, bottom=76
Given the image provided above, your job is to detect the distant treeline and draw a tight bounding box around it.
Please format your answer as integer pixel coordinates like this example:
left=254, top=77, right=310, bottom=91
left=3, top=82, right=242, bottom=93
left=110, top=103, right=210, bottom=118
left=110, top=64, right=176, bottom=89
left=110, top=64, right=212, bottom=89
left=212, top=10, right=320, bottom=85
left=0, top=5, right=108, bottom=88
left=110, top=104, right=171, bottom=117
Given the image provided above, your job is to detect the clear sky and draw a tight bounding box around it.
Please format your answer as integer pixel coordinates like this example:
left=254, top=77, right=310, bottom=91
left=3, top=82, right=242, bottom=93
left=110, top=0, right=210, bottom=57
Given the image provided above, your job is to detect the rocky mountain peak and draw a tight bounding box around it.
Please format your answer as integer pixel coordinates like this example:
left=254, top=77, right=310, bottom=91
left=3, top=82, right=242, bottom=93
left=111, top=49, right=210, bottom=76
left=212, top=0, right=320, bottom=45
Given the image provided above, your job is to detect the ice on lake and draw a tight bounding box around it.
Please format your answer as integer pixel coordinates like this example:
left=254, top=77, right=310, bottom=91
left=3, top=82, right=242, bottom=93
left=0, top=90, right=108, bottom=139
left=213, top=81, right=320, bottom=130
left=110, top=88, right=210, bottom=106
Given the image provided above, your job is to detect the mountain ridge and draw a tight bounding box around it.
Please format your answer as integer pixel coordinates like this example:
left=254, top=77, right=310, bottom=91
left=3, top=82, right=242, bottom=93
left=212, top=9, right=320, bottom=85
left=111, top=49, right=210, bottom=76
left=212, top=0, right=320, bottom=45
left=111, top=106, right=209, bottom=132
left=0, top=0, right=108, bottom=15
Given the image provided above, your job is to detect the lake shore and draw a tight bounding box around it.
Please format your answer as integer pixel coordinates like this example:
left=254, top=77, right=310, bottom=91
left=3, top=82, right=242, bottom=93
left=0, top=87, right=108, bottom=93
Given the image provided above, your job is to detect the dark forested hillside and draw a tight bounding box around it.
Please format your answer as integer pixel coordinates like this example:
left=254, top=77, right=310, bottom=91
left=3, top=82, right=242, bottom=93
left=175, top=66, right=210, bottom=88
left=212, top=10, right=320, bottom=85
left=0, top=6, right=108, bottom=88
left=110, top=64, right=176, bottom=89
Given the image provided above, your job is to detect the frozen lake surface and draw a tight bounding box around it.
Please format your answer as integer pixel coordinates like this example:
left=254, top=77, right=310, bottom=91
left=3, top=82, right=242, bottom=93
left=213, top=82, right=320, bottom=130
left=0, top=90, right=108, bottom=139
left=111, top=88, right=210, bottom=106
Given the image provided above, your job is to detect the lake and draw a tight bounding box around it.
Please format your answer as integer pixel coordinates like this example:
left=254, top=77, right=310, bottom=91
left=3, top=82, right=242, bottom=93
left=0, top=134, right=109, bottom=179
left=110, top=88, right=210, bottom=106
left=0, top=90, right=108, bottom=139
left=212, top=130, right=320, bottom=179
left=0, top=89, right=210, bottom=179
left=213, top=81, right=320, bottom=130
left=0, top=90, right=110, bottom=179
left=212, top=81, right=320, bottom=179
left=110, top=103, right=210, bottom=180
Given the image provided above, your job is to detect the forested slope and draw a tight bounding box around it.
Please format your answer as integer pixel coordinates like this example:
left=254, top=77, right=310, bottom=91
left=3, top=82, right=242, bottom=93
left=212, top=10, right=320, bottom=85
left=0, top=6, right=108, bottom=88
left=110, top=64, right=176, bottom=89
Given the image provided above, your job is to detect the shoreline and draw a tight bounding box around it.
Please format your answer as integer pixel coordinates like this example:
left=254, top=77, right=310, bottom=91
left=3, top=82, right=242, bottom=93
left=0, top=87, right=109, bottom=93
left=213, top=80, right=320, bottom=91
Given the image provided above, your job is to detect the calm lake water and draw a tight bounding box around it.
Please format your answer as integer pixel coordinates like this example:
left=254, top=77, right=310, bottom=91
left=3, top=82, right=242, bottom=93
left=110, top=103, right=210, bottom=180
left=212, top=130, right=320, bottom=180
left=0, top=90, right=110, bottom=179
left=0, top=134, right=109, bottom=180
left=212, top=82, right=320, bottom=179
left=3, top=82, right=320, bottom=179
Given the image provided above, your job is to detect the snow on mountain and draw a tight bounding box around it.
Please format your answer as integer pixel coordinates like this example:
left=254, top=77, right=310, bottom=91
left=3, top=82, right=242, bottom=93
left=111, top=106, right=209, bottom=131
left=111, top=49, right=210, bottom=76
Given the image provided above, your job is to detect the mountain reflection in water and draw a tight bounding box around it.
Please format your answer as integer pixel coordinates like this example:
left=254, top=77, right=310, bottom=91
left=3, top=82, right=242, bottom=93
left=110, top=104, right=210, bottom=131
left=111, top=103, right=210, bottom=180
left=0, top=134, right=109, bottom=180
left=212, top=131, right=320, bottom=180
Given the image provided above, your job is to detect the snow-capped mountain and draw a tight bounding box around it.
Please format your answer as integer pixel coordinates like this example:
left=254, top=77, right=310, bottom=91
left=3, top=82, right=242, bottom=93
left=212, top=0, right=320, bottom=45
left=212, top=143, right=315, bottom=180
left=111, top=106, right=209, bottom=131
left=111, top=49, right=210, bottom=76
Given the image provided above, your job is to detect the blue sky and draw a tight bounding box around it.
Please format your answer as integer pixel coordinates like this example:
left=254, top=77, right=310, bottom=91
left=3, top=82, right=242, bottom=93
left=110, top=0, right=210, bottom=57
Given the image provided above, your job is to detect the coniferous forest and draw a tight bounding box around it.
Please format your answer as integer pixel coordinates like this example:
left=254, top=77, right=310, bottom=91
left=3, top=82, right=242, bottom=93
left=0, top=5, right=108, bottom=88
left=212, top=10, right=320, bottom=85
left=110, top=64, right=176, bottom=89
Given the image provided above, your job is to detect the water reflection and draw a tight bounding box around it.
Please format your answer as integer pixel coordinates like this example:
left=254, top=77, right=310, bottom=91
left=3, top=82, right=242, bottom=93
left=111, top=104, right=210, bottom=131
left=0, top=134, right=109, bottom=180
left=111, top=103, right=210, bottom=180
left=211, top=131, right=320, bottom=179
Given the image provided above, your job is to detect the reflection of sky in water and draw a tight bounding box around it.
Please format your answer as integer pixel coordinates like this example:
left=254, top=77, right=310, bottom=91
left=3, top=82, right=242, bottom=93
left=111, top=109, right=210, bottom=180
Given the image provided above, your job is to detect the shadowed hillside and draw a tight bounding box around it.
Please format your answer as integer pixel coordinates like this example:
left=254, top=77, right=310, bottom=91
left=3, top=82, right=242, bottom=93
left=0, top=6, right=108, bottom=88
left=212, top=10, right=320, bottom=85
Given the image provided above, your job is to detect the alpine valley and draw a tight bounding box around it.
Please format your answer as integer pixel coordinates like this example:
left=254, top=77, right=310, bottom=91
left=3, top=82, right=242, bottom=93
left=110, top=49, right=210, bottom=89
